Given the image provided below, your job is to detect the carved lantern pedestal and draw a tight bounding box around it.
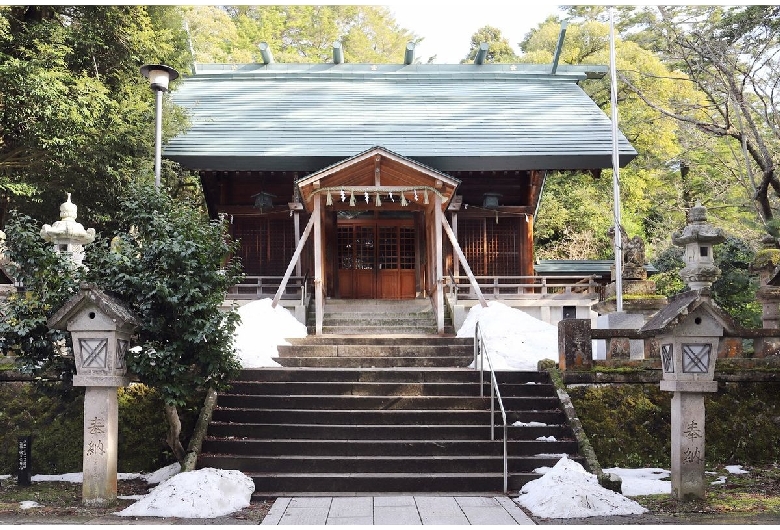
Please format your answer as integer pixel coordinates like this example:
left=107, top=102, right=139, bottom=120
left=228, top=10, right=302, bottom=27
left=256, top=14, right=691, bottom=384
left=48, top=284, right=138, bottom=507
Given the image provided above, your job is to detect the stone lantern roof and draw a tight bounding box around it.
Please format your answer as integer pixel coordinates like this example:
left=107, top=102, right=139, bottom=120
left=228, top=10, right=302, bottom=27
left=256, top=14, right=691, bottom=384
left=671, top=201, right=725, bottom=246
left=47, top=283, right=138, bottom=332
left=641, top=289, right=738, bottom=335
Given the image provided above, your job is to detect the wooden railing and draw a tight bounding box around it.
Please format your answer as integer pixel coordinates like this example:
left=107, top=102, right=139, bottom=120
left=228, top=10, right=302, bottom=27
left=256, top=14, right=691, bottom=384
left=449, top=275, right=602, bottom=300
left=226, top=275, right=310, bottom=304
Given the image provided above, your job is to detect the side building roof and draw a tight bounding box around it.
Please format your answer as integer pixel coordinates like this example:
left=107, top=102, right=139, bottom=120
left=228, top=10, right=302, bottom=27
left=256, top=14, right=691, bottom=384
left=165, top=63, right=637, bottom=173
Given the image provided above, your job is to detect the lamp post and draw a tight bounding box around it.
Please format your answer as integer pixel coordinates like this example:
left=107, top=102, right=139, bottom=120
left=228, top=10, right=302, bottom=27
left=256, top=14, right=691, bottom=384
left=140, top=64, right=179, bottom=188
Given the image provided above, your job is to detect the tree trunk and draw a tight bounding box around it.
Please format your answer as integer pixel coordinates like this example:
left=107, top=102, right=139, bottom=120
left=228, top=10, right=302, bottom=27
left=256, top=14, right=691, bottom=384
left=182, top=388, right=218, bottom=472
left=164, top=403, right=187, bottom=464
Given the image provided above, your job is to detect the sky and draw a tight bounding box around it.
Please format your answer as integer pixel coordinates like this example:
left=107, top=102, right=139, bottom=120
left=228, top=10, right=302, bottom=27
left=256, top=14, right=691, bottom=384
left=383, top=2, right=565, bottom=64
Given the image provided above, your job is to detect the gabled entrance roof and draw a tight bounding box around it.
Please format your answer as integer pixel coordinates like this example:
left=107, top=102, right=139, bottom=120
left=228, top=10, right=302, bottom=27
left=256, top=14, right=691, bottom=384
left=296, top=146, right=460, bottom=213
left=165, top=63, right=638, bottom=173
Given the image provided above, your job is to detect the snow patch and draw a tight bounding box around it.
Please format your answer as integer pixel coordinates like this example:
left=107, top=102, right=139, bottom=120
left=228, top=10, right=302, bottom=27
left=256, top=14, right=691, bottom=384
left=604, top=467, right=671, bottom=496
left=513, top=421, right=548, bottom=427
left=116, top=468, right=254, bottom=518
left=19, top=501, right=43, bottom=509
left=142, top=462, right=181, bottom=484
left=711, top=476, right=727, bottom=485
left=518, top=456, right=647, bottom=518
left=233, top=298, right=307, bottom=368
left=457, top=301, right=557, bottom=370
left=726, top=465, right=748, bottom=475
left=536, top=435, right=557, bottom=442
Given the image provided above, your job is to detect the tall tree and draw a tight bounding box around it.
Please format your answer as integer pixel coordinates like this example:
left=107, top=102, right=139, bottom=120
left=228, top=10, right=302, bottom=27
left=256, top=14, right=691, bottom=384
left=462, top=25, right=518, bottom=63
left=0, top=6, right=191, bottom=229
left=521, top=14, right=762, bottom=260
left=184, top=6, right=419, bottom=65
left=600, top=6, right=780, bottom=235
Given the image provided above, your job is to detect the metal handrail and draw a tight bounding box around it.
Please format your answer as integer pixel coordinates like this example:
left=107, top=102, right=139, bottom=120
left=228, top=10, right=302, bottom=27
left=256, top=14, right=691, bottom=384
left=301, top=271, right=310, bottom=306
left=474, top=321, right=509, bottom=493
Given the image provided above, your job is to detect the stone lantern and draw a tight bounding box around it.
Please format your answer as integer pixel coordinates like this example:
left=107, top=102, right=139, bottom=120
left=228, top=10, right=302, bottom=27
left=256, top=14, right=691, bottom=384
left=47, top=283, right=138, bottom=507
left=641, top=200, right=734, bottom=500
left=40, top=193, right=96, bottom=267
left=671, top=200, right=724, bottom=290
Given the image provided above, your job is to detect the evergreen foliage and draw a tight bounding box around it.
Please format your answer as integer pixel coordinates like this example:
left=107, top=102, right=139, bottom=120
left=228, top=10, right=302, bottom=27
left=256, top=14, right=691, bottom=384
left=0, top=212, right=82, bottom=382
left=0, top=6, right=192, bottom=228
left=84, top=183, right=243, bottom=408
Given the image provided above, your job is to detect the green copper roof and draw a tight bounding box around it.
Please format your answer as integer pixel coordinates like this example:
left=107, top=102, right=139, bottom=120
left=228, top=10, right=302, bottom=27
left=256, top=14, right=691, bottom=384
left=165, top=63, right=638, bottom=173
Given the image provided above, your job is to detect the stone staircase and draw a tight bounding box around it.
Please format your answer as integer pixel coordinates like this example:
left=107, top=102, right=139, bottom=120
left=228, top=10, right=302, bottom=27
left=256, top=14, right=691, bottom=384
left=199, top=368, right=583, bottom=498
left=307, top=299, right=453, bottom=335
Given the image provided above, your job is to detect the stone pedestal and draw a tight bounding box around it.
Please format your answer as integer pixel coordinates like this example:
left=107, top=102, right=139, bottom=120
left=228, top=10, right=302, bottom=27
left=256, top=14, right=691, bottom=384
left=558, top=319, right=593, bottom=371
left=82, top=386, right=121, bottom=506
left=660, top=380, right=717, bottom=500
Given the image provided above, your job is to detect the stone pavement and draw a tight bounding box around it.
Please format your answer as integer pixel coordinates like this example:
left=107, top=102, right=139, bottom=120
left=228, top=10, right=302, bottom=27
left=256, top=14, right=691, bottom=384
left=261, top=495, right=535, bottom=525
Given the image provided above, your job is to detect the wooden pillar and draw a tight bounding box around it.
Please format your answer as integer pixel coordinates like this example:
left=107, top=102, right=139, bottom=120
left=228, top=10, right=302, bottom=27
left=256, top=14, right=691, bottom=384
left=293, top=210, right=301, bottom=276
left=523, top=214, right=534, bottom=276
left=313, top=195, right=324, bottom=335
left=434, top=195, right=444, bottom=334
left=452, top=212, right=460, bottom=278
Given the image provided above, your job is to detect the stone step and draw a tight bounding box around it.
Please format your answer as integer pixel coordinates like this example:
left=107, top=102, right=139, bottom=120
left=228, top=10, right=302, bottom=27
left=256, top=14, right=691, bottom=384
left=210, top=408, right=567, bottom=426
left=215, top=394, right=561, bottom=411
left=201, top=438, right=579, bottom=457
left=283, top=337, right=473, bottom=346
left=200, top=454, right=581, bottom=474
left=207, top=422, right=572, bottom=440
left=226, top=381, right=556, bottom=397
left=272, top=356, right=473, bottom=368
left=275, top=344, right=472, bottom=358
left=309, top=325, right=442, bottom=334
left=249, top=472, right=540, bottom=495
left=232, top=368, right=544, bottom=384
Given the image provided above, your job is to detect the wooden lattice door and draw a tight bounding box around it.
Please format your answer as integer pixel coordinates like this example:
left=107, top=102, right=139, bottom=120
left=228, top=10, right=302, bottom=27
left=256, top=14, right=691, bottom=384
left=337, top=221, right=416, bottom=299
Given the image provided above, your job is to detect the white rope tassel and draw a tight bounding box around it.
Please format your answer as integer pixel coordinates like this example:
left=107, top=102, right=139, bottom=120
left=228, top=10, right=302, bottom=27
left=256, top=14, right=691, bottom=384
left=375, top=192, right=382, bottom=206
left=349, top=190, right=356, bottom=206
left=400, top=192, right=408, bottom=206
left=423, top=190, right=429, bottom=204
left=326, top=191, right=333, bottom=206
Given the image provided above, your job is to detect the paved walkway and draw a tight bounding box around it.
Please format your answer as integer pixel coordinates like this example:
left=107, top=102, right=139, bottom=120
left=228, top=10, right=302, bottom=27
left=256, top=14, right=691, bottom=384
left=261, top=495, right=535, bottom=525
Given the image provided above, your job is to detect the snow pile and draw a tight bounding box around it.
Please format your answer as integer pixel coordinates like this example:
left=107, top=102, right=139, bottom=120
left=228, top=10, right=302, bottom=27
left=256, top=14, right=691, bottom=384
left=116, top=468, right=254, bottom=519
left=19, top=501, right=42, bottom=509
left=457, top=301, right=557, bottom=370
left=140, top=462, right=181, bottom=484
left=604, top=467, right=671, bottom=496
left=233, top=298, right=307, bottom=368
left=517, top=456, right=647, bottom=518
left=726, top=464, right=748, bottom=474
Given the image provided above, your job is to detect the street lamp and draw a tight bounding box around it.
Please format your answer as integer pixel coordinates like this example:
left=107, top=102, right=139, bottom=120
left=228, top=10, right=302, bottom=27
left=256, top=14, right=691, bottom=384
left=140, top=64, right=179, bottom=188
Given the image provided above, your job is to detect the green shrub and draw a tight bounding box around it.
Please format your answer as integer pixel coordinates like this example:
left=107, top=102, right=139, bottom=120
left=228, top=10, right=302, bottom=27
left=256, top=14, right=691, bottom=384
left=569, top=381, right=780, bottom=468
left=0, top=383, right=84, bottom=474
left=0, top=382, right=198, bottom=475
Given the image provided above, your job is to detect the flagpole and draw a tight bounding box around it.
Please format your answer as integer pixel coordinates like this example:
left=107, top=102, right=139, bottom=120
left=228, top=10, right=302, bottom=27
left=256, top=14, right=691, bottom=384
left=609, top=6, right=624, bottom=313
